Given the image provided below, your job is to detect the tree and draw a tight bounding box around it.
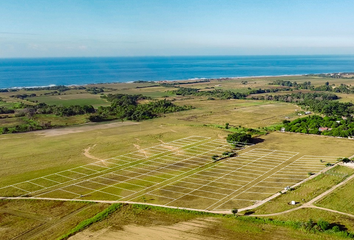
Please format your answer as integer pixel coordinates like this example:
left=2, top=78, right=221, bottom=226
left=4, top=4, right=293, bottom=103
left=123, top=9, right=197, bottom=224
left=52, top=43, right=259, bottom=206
left=227, top=132, right=252, bottom=144
left=225, top=123, right=229, bottom=129
left=232, top=208, right=238, bottom=216
left=317, top=219, right=330, bottom=231
left=332, top=226, right=340, bottom=232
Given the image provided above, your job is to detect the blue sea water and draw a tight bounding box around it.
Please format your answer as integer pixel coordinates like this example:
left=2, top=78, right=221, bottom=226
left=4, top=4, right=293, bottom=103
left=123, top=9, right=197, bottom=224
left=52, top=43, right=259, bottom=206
left=0, top=55, right=354, bottom=89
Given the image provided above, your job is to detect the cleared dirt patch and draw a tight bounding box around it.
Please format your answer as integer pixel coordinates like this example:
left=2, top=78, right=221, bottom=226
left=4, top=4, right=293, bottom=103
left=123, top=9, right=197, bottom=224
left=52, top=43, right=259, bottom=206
left=36, top=121, right=139, bottom=137
left=70, top=218, right=216, bottom=240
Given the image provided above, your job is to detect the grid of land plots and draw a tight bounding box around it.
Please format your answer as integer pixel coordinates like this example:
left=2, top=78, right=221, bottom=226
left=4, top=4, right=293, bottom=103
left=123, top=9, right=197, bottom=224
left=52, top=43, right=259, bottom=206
left=0, top=136, right=338, bottom=211
left=0, top=136, right=212, bottom=197
left=142, top=149, right=300, bottom=210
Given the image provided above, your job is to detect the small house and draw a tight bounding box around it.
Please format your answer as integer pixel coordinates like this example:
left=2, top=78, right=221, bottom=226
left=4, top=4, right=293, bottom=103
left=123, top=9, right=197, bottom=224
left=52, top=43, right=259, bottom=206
left=319, top=127, right=329, bottom=131
left=281, top=127, right=285, bottom=132
left=305, top=111, right=311, bottom=115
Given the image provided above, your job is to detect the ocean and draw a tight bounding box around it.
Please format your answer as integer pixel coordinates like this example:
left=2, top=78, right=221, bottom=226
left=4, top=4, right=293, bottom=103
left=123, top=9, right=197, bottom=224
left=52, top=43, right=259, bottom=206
left=0, top=55, right=354, bottom=89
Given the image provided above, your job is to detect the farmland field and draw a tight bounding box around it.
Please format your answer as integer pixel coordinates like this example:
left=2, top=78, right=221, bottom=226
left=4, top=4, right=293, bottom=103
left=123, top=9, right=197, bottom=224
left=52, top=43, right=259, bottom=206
left=0, top=135, right=342, bottom=211
left=316, top=174, right=354, bottom=215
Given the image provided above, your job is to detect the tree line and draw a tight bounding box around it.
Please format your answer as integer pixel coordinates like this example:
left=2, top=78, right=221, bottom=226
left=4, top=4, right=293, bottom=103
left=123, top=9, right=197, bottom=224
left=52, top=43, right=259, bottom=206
left=249, top=92, right=339, bottom=102
left=282, top=115, right=354, bottom=137
left=250, top=92, right=354, bottom=117
left=270, top=79, right=354, bottom=94
left=170, top=87, right=248, bottom=99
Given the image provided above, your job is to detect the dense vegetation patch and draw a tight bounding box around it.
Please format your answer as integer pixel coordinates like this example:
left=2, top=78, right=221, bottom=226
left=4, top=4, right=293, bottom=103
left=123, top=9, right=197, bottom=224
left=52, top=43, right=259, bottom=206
left=251, top=92, right=354, bottom=117
left=250, top=92, right=339, bottom=102
left=0, top=93, right=193, bottom=134
left=281, top=115, right=354, bottom=137
left=170, top=87, right=293, bottom=99
left=90, top=93, right=193, bottom=122
left=58, top=203, right=122, bottom=240
left=270, top=79, right=354, bottom=93
left=227, top=132, right=253, bottom=143
left=170, top=87, right=248, bottom=99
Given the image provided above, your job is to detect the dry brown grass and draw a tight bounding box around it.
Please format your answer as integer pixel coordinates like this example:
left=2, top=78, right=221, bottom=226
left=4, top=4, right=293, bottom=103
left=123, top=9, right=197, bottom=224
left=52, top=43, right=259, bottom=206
left=0, top=200, right=109, bottom=240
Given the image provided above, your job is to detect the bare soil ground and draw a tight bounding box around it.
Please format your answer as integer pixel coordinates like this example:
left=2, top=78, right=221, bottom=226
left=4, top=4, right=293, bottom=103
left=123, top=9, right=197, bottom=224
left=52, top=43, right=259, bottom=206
left=70, top=218, right=217, bottom=240
left=35, top=121, right=139, bottom=137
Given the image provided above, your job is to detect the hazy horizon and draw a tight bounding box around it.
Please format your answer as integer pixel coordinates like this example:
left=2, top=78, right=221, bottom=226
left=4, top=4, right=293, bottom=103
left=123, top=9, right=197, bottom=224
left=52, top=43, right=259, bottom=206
left=2, top=54, right=354, bottom=60
left=1, top=0, right=354, bottom=58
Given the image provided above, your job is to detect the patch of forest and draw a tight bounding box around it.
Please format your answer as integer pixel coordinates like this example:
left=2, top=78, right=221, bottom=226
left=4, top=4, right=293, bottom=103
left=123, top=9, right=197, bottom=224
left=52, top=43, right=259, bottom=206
left=0, top=93, right=193, bottom=134
left=282, top=115, right=354, bottom=137
left=251, top=92, right=354, bottom=117
left=169, top=87, right=248, bottom=99
left=90, top=94, right=193, bottom=122
left=270, top=80, right=354, bottom=94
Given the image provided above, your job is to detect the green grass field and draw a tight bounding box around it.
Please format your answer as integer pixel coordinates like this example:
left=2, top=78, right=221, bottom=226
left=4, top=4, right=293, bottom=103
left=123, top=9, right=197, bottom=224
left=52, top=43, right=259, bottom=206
left=2, top=76, right=354, bottom=239
left=316, top=175, right=354, bottom=215
left=253, top=166, right=354, bottom=214
left=30, top=93, right=109, bottom=107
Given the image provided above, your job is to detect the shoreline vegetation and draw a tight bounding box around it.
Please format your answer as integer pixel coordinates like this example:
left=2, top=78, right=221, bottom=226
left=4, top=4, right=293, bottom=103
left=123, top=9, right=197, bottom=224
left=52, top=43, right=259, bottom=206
left=1, top=72, right=354, bottom=90
left=1, top=73, right=354, bottom=135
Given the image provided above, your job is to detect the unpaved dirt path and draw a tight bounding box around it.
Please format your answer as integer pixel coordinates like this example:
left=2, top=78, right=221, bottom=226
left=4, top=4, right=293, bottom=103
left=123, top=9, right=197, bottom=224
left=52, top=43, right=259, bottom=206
left=83, top=144, right=108, bottom=166
left=305, top=173, right=354, bottom=206
left=83, top=145, right=102, bottom=161
left=36, top=121, right=139, bottom=137
left=308, top=206, right=354, bottom=218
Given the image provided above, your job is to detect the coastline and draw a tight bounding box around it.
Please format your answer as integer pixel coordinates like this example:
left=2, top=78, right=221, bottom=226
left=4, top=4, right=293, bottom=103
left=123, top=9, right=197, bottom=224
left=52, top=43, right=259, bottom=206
left=2, top=71, right=353, bottom=90
left=2, top=55, right=354, bottom=89
left=0, top=73, right=319, bottom=90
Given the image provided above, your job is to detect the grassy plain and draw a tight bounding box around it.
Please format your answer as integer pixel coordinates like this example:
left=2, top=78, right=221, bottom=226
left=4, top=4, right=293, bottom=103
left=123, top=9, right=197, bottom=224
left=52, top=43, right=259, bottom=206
left=1, top=199, right=353, bottom=240
left=2, top=75, right=354, bottom=239
left=266, top=208, right=354, bottom=232
left=0, top=199, right=109, bottom=240
left=316, top=176, right=354, bottom=215
left=253, top=166, right=354, bottom=214
left=30, top=93, right=110, bottom=107
left=67, top=204, right=350, bottom=240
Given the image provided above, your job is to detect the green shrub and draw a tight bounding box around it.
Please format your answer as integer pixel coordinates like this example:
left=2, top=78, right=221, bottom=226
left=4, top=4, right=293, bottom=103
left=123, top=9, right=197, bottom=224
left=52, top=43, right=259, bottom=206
left=58, top=203, right=122, bottom=240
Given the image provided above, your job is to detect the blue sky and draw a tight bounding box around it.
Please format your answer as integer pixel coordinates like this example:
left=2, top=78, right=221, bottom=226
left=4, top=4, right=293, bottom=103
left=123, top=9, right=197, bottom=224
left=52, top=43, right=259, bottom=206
left=1, top=0, right=354, bottom=57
